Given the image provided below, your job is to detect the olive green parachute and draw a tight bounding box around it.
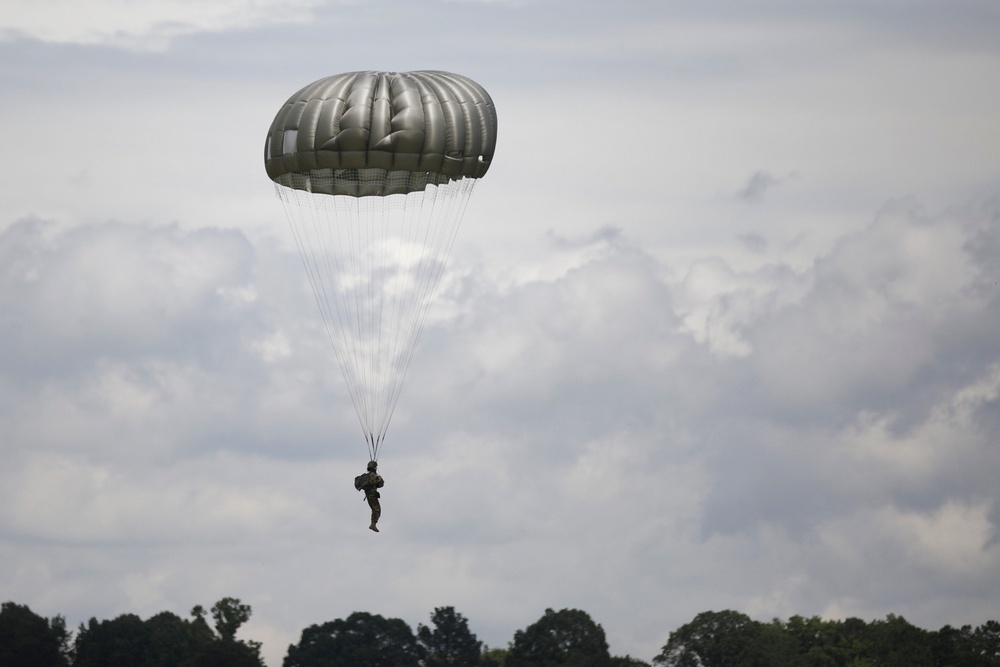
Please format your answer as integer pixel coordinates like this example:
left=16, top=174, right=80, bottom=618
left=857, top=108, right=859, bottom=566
left=265, top=70, right=496, bottom=196
left=264, top=71, right=497, bottom=461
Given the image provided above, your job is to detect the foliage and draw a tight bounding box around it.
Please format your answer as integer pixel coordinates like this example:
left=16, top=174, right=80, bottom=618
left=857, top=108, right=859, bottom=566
left=656, top=610, right=1000, bottom=667
left=610, top=656, right=652, bottom=666
left=417, top=606, right=483, bottom=667
left=283, top=611, right=423, bottom=667
left=507, top=608, right=611, bottom=667
left=212, top=597, right=253, bottom=643
left=0, top=601, right=70, bottom=667
left=3, top=597, right=1000, bottom=667
left=481, top=645, right=510, bottom=667
left=71, top=598, right=263, bottom=667
left=654, top=610, right=800, bottom=667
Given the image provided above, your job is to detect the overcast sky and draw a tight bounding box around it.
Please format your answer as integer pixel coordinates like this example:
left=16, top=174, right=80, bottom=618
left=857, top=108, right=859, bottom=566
left=2, top=1, right=1000, bottom=664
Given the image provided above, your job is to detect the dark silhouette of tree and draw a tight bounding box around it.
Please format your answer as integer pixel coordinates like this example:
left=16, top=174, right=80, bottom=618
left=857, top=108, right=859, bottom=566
left=653, top=610, right=801, bottom=667
left=781, top=614, right=888, bottom=666
left=0, top=601, right=69, bottom=667
left=212, top=597, right=253, bottom=643
left=193, top=638, right=267, bottom=667
left=283, top=611, right=422, bottom=667
left=417, top=606, right=483, bottom=667
left=481, top=645, right=509, bottom=667
left=657, top=610, right=1000, bottom=667
left=932, top=624, right=984, bottom=667
left=507, top=608, right=611, bottom=667
left=861, top=614, right=933, bottom=667
left=972, top=620, right=1000, bottom=666
left=72, top=598, right=263, bottom=667
left=6, top=597, right=1000, bottom=667
left=144, top=611, right=201, bottom=667
left=74, top=613, right=152, bottom=667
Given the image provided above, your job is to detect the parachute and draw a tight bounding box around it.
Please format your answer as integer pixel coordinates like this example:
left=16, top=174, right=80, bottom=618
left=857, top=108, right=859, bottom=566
left=264, top=71, right=497, bottom=461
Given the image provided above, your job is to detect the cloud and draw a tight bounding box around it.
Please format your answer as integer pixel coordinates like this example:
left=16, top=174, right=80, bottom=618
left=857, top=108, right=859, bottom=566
left=0, top=0, right=327, bottom=51
left=740, top=170, right=780, bottom=202
left=0, top=218, right=255, bottom=374
left=691, top=201, right=1000, bottom=554
left=0, top=217, right=363, bottom=467
left=3, top=197, right=1000, bottom=665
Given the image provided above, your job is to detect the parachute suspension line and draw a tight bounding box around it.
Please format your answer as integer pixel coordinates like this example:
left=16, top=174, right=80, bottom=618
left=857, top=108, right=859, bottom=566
left=377, top=178, right=477, bottom=439
left=373, top=192, right=403, bottom=452
left=367, top=192, right=393, bottom=461
left=322, top=189, right=375, bottom=441
left=275, top=174, right=477, bottom=462
left=276, top=183, right=370, bottom=441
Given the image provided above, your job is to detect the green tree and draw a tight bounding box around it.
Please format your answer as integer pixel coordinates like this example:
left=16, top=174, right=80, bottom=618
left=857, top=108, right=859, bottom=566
left=971, top=621, right=1000, bottom=666
left=189, top=605, right=216, bottom=648
left=653, top=610, right=801, bottom=667
left=417, top=606, right=482, bottom=667
left=781, top=615, right=879, bottom=667
left=931, top=624, right=990, bottom=667
left=865, top=614, right=934, bottom=667
left=193, top=638, right=266, bottom=667
left=74, top=613, right=152, bottom=667
left=0, top=601, right=70, bottom=667
left=283, top=611, right=423, bottom=667
left=144, top=611, right=200, bottom=667
left=212, top=597, right=253, bottom=643
left=507, top=608, right=611, bottom=667
left=481, top=645, right=509, bottom=667
left=610, top=657, right=651, bottom=666
left=73, top=599, right=263, bottom=667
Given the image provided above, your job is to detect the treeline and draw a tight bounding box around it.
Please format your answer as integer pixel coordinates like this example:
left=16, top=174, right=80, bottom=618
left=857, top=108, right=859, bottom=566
left=0, top=598, right=263, bottom=667
left=2, top=599, right=998, bottom=667
left=659, top=610, right=1000, bottom=667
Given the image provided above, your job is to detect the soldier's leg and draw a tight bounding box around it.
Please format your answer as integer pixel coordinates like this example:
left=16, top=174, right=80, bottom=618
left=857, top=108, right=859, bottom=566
left=368, top=497, right=381, bottom=531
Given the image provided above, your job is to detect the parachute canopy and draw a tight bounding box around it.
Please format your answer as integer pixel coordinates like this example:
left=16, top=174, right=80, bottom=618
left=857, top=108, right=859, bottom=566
left=265, top=70, right=497, bottom=196
left=264, top=71, right=497, bottom=461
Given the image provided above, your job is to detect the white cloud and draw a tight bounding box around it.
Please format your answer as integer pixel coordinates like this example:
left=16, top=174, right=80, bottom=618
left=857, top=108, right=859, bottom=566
left=0, top=0, right=327, bottom=50
left=0, top=219, right=255, bottom=366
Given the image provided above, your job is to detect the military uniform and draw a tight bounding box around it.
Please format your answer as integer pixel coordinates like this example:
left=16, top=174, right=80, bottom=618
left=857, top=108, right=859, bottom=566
left=361, top=464, right=384, bottom=532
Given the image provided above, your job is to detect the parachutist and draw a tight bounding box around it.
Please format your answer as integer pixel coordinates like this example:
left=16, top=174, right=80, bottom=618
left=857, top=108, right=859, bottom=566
left=356, top=460, right=384, bottom=532
left=265, top=72, right=495, bottom=459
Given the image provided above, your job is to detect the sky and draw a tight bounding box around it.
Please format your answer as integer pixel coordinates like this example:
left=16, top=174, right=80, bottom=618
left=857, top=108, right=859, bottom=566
left=2, top=0, right=1000, bottom=664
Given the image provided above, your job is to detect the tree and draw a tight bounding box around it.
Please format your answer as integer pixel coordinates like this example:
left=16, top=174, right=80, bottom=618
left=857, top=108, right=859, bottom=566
left=417, top=606, right=483, bottom=667
left=212, top=597, right=253, bottom=643
left=653, top=610, right=801, bottom=667
left=144, top=611, right=200, bottom=667
left=781, top=615, right=877, bottom=667
left=73, top=598, right=264, bottom=667
left=865, top=614, right=934, bottom=667
left=971, top=621, right=1000, bottom=666
left=0, top=601, right=70, bottom=667
left=74, top=613, right=152, bottom=667
left=193, top=638, right=266, bottom=667
left=283, top=611, right=423, bottom=667
left=507, top=608, right=611, bottom=667
left=481, top=645, right=509, bottom=667
left=931, top=624, right=985, bottom=667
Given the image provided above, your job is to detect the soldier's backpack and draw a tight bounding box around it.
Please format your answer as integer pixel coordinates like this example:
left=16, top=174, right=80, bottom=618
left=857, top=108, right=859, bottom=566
left=354, top=473, right=368, bottom=491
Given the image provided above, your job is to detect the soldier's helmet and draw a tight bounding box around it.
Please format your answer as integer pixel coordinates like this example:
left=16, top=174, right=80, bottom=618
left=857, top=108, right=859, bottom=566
left=367, top=460, right=378, bottom=472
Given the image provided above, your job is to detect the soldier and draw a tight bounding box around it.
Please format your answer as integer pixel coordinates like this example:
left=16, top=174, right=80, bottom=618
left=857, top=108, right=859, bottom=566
left=359, top=460, right=384, bottom=532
